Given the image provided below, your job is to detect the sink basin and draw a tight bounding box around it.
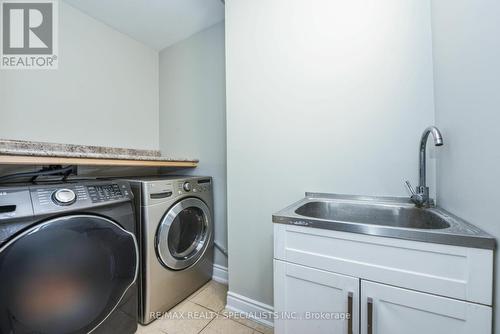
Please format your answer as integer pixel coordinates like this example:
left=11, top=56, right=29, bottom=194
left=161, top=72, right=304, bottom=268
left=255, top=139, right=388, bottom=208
left=273, top=192, right=495, bottom=249
left=295, top=201, right=450, bottom=230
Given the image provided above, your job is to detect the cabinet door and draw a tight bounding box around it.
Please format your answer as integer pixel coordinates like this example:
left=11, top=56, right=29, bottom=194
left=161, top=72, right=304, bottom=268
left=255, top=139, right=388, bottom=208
left=360, top=281, right=492, bottom=334
left=274, top=260, right=359, bottom=334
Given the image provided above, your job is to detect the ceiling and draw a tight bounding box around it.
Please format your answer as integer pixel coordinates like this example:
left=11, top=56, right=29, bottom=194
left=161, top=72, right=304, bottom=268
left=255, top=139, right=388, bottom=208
left=63, top=0, right=225, bottom=50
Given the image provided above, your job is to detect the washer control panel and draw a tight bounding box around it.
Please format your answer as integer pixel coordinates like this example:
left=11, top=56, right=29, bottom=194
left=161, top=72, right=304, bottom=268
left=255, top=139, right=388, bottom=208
left=0, top=188, right=33, bottom=220
left=87, top=184, right=128, bottom=203
left=34, top=184, right=89, bottom=209
left=31, top=181, right=132, bottom=213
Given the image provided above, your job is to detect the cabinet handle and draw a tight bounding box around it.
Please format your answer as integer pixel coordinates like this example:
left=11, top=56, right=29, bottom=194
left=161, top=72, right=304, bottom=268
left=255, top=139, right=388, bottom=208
left=347, top=292, right=353, bottom=334
left=367, top=297, right=373, bottom=334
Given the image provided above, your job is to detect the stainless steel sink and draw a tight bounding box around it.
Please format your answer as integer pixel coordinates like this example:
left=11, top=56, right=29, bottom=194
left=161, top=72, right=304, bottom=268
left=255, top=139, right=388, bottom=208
left=273, top=193, right=495, bottom=249
left=295, top=201, right=450, bottom=230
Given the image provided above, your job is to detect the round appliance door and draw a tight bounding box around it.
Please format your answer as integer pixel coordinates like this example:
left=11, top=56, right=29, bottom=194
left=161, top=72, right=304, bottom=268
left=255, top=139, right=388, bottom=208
left=156, top=198, right=212, bottom=270
left=0, top=215, right=138, bottom=334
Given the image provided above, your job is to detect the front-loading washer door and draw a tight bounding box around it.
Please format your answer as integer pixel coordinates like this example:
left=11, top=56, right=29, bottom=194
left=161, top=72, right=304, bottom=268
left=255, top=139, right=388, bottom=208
left=0, top=215, right=138, bottom=334
left=156, top=198, right=212, bottom=270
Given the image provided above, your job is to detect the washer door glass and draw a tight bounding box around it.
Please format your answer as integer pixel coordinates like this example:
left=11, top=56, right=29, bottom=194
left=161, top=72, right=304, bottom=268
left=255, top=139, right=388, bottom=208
left=0, top=215, right=138, bottom=334
left=157, top=198, right=212, bottom=270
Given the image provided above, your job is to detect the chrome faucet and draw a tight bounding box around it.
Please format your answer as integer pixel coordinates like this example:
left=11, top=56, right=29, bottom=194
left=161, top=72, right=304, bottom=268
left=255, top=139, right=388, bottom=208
left=405, top=126, right=443, bottom=207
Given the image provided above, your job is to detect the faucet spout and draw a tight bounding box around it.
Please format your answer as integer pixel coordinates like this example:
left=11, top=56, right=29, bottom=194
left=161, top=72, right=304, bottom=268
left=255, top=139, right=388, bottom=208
left=405, top=126, right=443, bottom=208
left=419, top=126, right=444, bottom=188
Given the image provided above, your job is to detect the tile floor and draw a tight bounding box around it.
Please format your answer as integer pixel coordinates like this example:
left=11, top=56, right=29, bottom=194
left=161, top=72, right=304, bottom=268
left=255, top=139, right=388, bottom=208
left=136, top=281, right=273, bottom=334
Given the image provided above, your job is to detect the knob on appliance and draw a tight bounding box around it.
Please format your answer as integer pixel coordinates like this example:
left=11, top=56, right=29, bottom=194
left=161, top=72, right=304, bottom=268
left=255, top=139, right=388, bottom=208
left=52, top=189, right=76, bottom=205
left=183, top=182, right=191, bottom=192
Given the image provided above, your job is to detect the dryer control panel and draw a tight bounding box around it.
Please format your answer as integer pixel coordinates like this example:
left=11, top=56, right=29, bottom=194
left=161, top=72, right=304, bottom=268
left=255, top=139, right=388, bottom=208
left=140, top=177, right=213, bottom=206
left=176, top=178, right=212, bottom=195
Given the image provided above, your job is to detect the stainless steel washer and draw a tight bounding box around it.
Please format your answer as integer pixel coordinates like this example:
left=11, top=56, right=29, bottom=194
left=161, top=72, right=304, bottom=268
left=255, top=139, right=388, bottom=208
left=125, top=176, right=214, bottom=325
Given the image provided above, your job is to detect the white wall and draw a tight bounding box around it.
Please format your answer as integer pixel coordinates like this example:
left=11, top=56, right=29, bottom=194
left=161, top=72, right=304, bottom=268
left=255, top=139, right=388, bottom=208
left=0, top=2, right=159, bottom=150
left=159, top=22, right=227, bottom=267
left=431, top=0, right=500, bottom=331
left=226, top=0, right=435, bottom=306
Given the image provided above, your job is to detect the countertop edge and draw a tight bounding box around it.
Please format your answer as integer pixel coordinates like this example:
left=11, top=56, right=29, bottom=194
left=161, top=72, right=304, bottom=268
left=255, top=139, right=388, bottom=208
left=0, top=139, right=198, bottom=162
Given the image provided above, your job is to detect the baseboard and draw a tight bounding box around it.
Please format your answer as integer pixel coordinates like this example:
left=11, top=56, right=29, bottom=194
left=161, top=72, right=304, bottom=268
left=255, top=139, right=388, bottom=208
left=226, top=291, right=274, bottom=327
left=212, top=264, right=228, bottom=284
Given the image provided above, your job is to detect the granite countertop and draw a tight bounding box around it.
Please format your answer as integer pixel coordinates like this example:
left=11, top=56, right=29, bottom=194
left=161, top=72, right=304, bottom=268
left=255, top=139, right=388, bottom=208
left=0, top=139, right=199, bottom=162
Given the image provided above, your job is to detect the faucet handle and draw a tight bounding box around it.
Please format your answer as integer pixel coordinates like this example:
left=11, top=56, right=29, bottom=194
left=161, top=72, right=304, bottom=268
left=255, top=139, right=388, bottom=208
left=404, top=180, right=416, bottom=196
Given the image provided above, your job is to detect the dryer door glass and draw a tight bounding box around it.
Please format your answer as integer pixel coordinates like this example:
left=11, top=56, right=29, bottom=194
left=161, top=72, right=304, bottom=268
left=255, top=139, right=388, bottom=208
left=0, top=215, right=138, bottom=334
left=168, top=206, right=205, bottom=258
left=157, top=198, right=212, bottom=270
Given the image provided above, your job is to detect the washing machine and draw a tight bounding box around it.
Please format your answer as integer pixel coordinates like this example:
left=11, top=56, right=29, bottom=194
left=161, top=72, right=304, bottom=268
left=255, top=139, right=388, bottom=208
left=0, top=180, right=139, bottom=334
left=125, top=176, right=214, bottom=324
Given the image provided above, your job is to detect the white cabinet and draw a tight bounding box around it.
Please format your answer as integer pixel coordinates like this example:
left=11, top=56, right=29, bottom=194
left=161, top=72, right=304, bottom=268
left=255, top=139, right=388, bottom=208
left=274, top=224, right=494, bottom=334
left=361, top=281, right=492, bottom=334
left=274, top=260, right=359, bottom=334
left=274, top=224, right=493, bottom=305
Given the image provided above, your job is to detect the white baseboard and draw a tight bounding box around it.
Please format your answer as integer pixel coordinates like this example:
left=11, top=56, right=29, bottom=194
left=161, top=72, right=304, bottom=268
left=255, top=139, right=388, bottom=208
left=212, top=264, right=228, bottom=284
left=226, top=291, right=274, bottom=327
